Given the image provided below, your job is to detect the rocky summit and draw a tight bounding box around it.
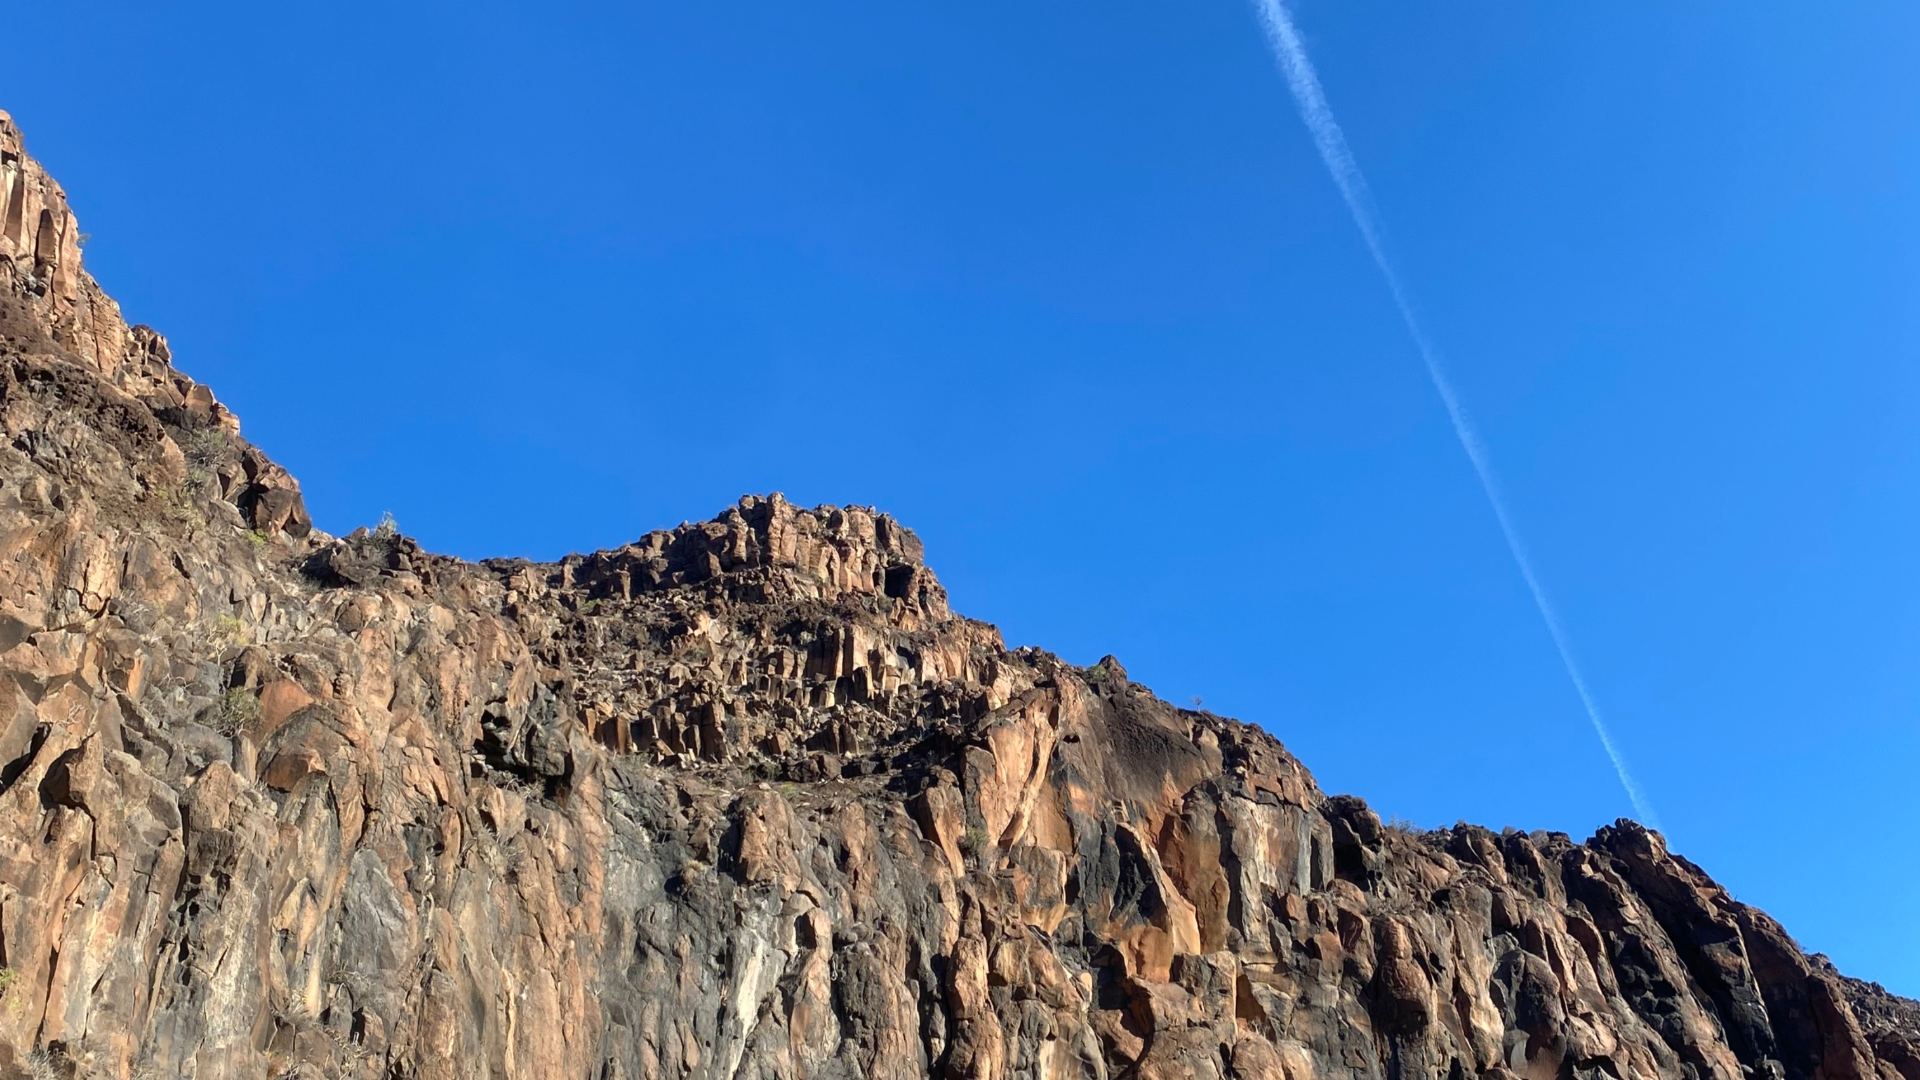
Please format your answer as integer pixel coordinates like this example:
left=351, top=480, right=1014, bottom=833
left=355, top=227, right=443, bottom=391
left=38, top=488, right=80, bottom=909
left=0, top=109, right=1915, bottom=1080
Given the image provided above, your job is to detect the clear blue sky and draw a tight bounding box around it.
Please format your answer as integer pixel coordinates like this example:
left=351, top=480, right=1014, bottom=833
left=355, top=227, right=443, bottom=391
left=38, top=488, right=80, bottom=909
left=8, top=2, right=1916, bottom=990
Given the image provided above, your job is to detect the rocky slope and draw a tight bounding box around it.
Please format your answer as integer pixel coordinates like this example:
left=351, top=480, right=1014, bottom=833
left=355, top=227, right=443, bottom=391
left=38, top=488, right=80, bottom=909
left=0, top=108, right=1914, bottom=1080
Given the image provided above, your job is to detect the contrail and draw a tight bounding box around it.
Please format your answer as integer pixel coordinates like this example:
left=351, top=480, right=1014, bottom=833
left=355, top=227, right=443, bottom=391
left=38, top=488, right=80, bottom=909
left=1250, top=0, right=1662, bottom=830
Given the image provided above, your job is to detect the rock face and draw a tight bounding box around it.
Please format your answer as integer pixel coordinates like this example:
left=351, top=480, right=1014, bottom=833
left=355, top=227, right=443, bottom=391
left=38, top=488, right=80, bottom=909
left=0, top=108, right=1914, bottom=1080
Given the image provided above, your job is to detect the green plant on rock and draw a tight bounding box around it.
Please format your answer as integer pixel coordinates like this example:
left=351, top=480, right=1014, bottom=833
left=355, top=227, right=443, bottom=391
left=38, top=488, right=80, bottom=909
left=963, top=824, right=990, bottom=854
left=208, top=686, right=258, bottom=735
left=246, top=529, right=271, bottom=550
left=181, top=424, right=229, bottom=470
left=23, top=1047, right=58, bottom=1080
left=163, top=480, right=207, bottom=527
left=0, top=966, right=17, bottom=997
left=1385, top=815, right=1431, bottom=838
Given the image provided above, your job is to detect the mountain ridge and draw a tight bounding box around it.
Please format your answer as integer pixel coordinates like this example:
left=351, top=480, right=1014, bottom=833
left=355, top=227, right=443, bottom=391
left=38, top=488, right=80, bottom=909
left=0, top=107, right=1915, bottom=1080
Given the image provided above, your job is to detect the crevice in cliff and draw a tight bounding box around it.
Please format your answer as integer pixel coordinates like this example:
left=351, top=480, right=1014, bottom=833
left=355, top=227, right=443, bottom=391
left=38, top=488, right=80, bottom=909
left=0, top=722, right=47, bottom=796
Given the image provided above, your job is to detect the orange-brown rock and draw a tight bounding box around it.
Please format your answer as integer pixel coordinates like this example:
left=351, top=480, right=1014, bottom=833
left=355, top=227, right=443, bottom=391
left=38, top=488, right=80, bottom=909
left=0, top=107, right=1915, bottom=1080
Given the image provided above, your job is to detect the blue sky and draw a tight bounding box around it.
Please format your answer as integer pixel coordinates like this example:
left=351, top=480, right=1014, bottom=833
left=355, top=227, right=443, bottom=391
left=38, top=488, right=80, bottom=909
left=8, top=2, right=1916, bottom=989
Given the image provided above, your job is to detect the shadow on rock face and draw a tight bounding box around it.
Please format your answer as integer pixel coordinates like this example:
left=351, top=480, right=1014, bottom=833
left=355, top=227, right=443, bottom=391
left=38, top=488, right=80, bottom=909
left=0, top=105, right=1912, bottom=1080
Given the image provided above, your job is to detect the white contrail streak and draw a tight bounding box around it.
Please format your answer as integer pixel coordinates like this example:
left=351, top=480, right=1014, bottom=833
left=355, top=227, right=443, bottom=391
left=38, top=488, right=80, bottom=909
left=1250, top=0, right=1662, bottom=829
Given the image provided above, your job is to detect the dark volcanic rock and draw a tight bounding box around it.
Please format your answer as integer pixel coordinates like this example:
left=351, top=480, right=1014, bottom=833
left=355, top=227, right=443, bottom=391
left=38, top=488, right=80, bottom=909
left=0, top=107, right=1914, bottom=1080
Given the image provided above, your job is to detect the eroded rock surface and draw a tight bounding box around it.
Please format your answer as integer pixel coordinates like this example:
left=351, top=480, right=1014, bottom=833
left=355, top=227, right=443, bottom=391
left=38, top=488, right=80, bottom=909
left=0, top=108, right=1914, bottom=1080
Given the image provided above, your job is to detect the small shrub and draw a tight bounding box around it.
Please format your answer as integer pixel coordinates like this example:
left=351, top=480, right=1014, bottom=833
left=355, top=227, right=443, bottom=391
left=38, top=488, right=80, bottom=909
left=181, top=424, right=230, bottom=470
left=0, top=966, right=17, bottom=996
left=208, top=686, right=258, bottom=734
left=372, top=511, right=400, bottom=542
left=963, top=824, right=990, bottom=854
left=213, top=614, right=246, bottom=646
left=23, top=1047, right=58, bottom=1080
left=162, top=481, right=207, bottom=527
left=246, top=529, right=271, bottom=550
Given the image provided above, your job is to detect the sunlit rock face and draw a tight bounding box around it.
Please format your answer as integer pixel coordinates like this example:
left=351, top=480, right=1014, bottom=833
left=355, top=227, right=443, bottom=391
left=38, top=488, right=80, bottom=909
left=0, top=108, right=1916, bottom=1080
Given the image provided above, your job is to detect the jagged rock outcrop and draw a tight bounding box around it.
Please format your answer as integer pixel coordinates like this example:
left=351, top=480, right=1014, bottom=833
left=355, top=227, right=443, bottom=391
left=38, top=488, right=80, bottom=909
left=0, top=108, right=1914, bottom=1080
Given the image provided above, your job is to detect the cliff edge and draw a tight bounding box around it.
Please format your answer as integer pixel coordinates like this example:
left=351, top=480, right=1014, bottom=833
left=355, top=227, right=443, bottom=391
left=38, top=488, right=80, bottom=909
left=1, top=109, right=1915, bottom=1080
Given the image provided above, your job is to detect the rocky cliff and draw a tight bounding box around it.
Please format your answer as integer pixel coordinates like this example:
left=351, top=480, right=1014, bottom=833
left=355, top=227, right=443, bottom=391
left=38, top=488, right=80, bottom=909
left=0, top=109, right=1914, bottom=1080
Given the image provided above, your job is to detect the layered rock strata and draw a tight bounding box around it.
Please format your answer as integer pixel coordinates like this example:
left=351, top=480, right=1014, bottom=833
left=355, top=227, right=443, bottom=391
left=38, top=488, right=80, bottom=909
left=0, top=109, right=1914, bottom=1080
